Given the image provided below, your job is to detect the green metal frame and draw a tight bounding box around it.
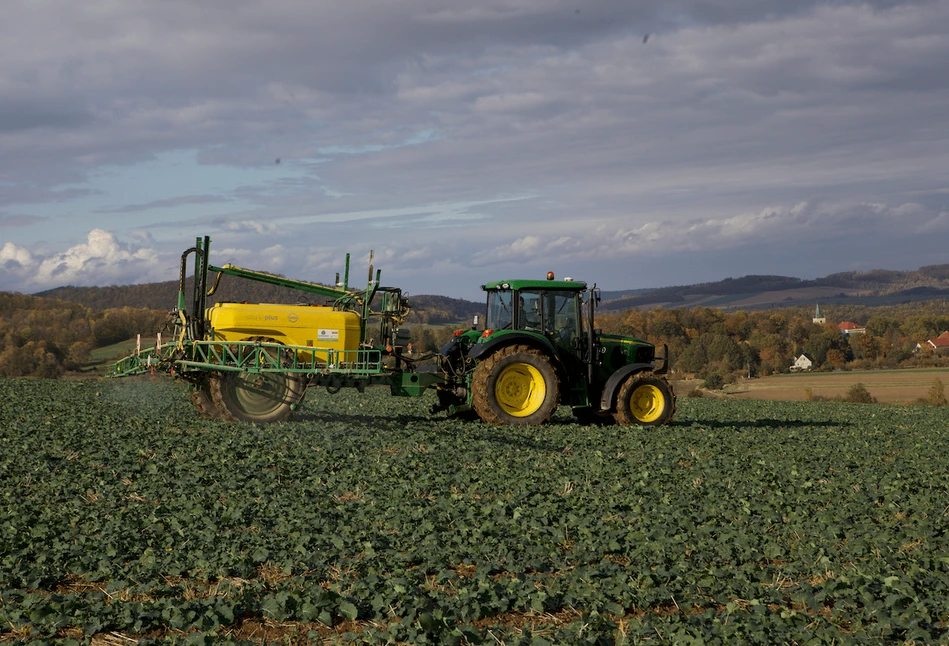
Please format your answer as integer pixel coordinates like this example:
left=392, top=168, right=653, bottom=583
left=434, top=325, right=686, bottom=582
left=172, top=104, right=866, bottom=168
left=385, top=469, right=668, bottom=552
left=112, top=341, right=385, bottom=377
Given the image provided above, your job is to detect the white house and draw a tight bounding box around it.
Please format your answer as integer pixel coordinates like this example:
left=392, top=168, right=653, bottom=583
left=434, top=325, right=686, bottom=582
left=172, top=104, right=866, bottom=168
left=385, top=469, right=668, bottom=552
left=791, top=353, right=814, bottom=372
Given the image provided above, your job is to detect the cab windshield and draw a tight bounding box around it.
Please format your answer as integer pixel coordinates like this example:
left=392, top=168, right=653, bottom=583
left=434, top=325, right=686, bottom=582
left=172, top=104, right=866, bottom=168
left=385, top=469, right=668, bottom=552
left=485, top=290, right=513, bottom=330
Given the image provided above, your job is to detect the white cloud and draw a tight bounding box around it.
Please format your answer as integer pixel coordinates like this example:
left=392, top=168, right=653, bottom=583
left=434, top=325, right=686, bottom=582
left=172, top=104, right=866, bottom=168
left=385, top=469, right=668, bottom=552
left=469, top=200, right=949, bottom=269
left=0, top=243, right=36, bottom=284
left=0, top=229, right=166, bottom=291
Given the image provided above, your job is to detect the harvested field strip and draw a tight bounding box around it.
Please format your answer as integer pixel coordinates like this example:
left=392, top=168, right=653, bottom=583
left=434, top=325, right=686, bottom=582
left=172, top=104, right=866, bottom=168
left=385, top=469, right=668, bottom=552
left=724, top=368, right=949, bottom=403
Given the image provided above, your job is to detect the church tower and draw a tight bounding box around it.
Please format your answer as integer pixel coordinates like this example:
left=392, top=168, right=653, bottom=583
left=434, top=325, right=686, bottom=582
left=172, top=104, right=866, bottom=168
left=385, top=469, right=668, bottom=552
left=813, top=302, right=826, bottom=324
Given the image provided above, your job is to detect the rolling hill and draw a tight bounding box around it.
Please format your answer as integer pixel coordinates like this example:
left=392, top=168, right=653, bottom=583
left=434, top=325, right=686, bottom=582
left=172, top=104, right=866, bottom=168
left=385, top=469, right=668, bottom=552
left=31, top=263, right=949, bottom=318
left=35, top=277, right=482, bottom=326
left=598, top=265, right=949, bottom=312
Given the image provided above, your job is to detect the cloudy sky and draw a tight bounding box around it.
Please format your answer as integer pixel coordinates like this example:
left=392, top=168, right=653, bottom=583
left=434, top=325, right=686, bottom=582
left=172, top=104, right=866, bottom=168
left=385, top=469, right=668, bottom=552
left=1, top=0, right=948, bottom=300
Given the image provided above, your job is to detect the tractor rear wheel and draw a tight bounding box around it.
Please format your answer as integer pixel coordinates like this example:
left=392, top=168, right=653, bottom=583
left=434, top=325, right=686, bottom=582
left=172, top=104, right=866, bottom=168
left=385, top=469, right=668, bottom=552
left=210, top=369, right=304, bottom=423
left=613, top=374, right=675, bottom=426
left=472, top=345, right=559, bottom=425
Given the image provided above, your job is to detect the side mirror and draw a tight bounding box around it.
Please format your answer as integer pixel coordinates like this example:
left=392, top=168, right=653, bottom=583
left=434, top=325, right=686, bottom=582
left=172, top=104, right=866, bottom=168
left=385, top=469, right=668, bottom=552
left=472, top=314, right=479, bottom=330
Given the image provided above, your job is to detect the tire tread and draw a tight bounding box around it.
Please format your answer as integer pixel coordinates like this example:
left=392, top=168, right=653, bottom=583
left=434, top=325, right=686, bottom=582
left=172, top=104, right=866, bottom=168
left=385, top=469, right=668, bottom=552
left=471, top=344, right=560, bottom=426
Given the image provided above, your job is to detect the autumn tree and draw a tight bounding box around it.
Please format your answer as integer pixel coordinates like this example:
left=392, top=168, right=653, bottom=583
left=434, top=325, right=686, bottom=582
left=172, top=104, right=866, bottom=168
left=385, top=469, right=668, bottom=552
left=825, top=348, right=847, bottom=369
left=928, top=378, right=947, bottom=406
left=804, top=330, right=852, bottom=368
left=854, top=334, right=884, bottom=363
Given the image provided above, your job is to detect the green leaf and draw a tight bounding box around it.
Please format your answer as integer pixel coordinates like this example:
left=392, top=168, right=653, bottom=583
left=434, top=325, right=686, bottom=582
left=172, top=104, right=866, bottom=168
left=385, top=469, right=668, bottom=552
left=338, top=600, right=358, bottom=621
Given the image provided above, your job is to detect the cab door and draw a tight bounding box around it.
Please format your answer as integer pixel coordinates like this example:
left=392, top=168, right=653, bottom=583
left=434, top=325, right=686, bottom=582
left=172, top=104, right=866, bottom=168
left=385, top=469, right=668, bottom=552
left=543, top=290, right=588, bottom=404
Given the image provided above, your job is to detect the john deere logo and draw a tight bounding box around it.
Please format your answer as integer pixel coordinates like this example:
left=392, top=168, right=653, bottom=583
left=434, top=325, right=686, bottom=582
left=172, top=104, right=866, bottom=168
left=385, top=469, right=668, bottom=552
left=288, top=313, right=299, bottom=323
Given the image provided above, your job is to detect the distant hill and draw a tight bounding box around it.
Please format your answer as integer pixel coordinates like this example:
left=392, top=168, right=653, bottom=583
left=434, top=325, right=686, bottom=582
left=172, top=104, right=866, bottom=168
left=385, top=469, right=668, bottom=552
left=36, top=277, right=482, bottom=326
left=403, top=294, right=482, bottom=325
left=36, top=277, right=329, bottom=311
left=31, top=263, right=949, bottom=317
left=598, top=287, right=653, bottom=301
left=599, top=265, right=949, bottom=312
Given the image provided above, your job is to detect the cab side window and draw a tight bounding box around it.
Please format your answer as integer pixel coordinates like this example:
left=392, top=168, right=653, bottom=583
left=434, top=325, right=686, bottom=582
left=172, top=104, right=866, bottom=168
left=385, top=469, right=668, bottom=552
left=516, top=291, right=542, bottom=331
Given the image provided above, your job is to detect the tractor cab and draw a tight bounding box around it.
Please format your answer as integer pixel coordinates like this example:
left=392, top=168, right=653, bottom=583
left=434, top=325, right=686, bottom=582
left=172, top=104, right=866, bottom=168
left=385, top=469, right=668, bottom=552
left=483, top=278, right=585, bottom=348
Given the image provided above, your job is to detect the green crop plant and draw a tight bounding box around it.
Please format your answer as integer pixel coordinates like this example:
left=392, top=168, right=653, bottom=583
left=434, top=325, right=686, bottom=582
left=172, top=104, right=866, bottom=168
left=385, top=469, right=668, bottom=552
left=2, top=378, right=948, bottom=643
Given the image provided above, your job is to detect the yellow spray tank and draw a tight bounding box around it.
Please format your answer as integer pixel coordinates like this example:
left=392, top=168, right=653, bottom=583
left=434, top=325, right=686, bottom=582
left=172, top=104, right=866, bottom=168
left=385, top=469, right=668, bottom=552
left=205, top=302, right=361, bottom=363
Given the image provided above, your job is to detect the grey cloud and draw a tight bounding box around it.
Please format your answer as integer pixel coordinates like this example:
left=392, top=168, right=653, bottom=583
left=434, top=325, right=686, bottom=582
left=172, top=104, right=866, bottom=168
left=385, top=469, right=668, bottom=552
left=95, top=195, right=232, bottom=214
left=0, top=102, right=96, bottom=133
left=1, top=0, right=948, bottom=295
left=0, top=213, right=47, bottom=228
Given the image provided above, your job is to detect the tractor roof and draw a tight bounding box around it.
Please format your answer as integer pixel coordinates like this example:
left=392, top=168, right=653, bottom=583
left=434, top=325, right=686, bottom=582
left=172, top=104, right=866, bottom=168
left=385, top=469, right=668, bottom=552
left=481, top=279, right=587, bottom=292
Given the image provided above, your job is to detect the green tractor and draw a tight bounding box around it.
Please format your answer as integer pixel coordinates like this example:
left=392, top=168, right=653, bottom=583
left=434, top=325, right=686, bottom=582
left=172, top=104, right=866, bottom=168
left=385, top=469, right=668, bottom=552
left=434, top=274, right=676, bottom=426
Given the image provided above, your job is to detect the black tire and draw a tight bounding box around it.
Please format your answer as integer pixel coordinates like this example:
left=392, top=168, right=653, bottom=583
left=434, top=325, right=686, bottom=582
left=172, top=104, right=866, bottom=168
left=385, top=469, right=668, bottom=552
left=190, top=377, right=222, bottom=419
left=209, top=338, right=306, bottom=423
left=210, top=370, right=304, bottom=423
left=471, top=345, right=559, bottom=425
left=613, top=374, right=676, bottom=426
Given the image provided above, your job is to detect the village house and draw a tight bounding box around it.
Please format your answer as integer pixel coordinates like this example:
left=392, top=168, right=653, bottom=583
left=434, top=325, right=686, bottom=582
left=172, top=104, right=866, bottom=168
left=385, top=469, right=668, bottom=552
left=810, top=302, right=866, bottom=336
left=837, top=321, right=866, bottom=336
left=926, top=331, right=949, bottom=352
left=791, top=353, right=814, bottom=372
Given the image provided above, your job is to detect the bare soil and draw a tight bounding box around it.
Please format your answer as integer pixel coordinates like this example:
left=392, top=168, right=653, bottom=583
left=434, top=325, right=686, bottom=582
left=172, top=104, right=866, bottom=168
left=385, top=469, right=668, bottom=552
left=697, top=368, right=949, bottom=404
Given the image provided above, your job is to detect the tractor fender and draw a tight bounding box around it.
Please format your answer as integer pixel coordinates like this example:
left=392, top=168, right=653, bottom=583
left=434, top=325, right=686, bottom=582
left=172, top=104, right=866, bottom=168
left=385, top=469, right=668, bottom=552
left=599, top=363, right=656, bottom=411
left=467, top=332, right=559, bottom=363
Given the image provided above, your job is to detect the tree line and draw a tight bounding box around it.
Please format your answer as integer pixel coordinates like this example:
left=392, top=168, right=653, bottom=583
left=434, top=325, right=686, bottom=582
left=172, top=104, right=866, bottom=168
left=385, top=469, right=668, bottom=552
left=596, top=301, right=949, bottom=382
left=4, top=290, right=949, bottom=380
left=405, top=300, right=949, bottom=381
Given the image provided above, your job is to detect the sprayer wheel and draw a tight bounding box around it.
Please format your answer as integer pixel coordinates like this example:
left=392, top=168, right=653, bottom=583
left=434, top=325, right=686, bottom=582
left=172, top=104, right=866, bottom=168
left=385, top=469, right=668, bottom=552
left=190, top=378, right=222, bottom=419
left=210, top=370, right=303, bottom=423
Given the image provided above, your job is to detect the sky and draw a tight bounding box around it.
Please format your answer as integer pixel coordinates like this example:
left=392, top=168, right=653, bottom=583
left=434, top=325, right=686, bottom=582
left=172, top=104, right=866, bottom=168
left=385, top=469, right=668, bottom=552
left=1, top=0, right=948, bottom=301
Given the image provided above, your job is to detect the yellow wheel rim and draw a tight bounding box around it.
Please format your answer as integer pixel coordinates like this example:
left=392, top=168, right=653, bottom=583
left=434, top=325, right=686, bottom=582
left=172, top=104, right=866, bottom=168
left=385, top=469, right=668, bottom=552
left=495, top=363, right=546, bottom=417
left=630, top=384, right=665, bottom=423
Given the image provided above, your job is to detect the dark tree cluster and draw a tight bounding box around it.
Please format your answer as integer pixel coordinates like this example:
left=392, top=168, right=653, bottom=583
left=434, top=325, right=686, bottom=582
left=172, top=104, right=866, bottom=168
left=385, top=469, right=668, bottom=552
left=0, top=293, right=165, bottom=378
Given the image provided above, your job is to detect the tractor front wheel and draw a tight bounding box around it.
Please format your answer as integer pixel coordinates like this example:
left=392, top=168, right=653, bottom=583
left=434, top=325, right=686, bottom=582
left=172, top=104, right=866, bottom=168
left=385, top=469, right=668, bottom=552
left=210, top=370, right=304, bottom=423
left=472, top=345, right=559, bottom=425
left=613, top=374, right=675, bottom=426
